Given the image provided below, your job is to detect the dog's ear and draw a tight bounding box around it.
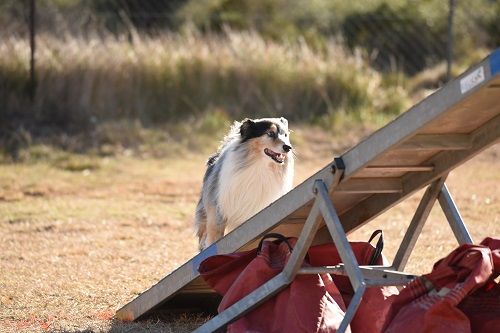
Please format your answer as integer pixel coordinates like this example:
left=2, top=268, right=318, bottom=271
left=239, top=118, right=255, bottom=138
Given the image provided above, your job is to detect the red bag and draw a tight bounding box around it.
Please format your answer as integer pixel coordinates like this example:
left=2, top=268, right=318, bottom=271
left=383, top=237, right=500, bottom=333
left=308, top=230, right=399, bottom=333
left=199, top=234, right=349, bottom=333
left=457, top=237, right=500, bottom=333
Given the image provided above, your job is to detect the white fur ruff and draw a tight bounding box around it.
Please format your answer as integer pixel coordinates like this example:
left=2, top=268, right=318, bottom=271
left=218, top=141, right=293, bottom=231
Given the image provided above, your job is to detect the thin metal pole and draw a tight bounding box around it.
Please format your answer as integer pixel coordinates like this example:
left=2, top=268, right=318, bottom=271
left=391, top=177, right=447, bottom=271
left=438, top=183, right=473, bottom=245
left=446, top=0, right=455, bottom=82
left=29, top=0, right=36, bottom=100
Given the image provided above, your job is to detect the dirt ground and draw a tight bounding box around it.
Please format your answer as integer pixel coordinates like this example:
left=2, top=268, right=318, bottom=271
left=0, top=128, right=498, bottom=333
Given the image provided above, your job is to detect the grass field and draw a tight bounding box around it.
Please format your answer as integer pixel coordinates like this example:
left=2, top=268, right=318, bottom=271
left=0, top=125, right=498, bottom=332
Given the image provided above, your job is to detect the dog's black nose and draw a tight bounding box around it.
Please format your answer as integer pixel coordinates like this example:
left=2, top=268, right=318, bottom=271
left=283, top=144, right=292, bottom=153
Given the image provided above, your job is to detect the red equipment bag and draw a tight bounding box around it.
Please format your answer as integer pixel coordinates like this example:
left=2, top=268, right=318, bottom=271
left=199, top=231, right=396, bottom=333
left=200, top=233, right=349, bottom=333
left=383, top=237, right=500, bottom=333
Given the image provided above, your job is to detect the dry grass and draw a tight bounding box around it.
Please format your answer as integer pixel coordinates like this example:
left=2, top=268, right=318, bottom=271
left=1, top=30, right=410, bottom=132
left=0, top=126, right=498, bottom=332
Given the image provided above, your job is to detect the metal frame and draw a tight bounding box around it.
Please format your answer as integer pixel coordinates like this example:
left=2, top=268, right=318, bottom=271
left=115, top=49, right=500, bottom=323
left=194, top=172, right=473, bottom=333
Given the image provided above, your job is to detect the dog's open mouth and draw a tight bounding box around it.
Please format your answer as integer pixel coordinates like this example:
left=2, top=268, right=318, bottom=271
left=264, top=148, right=285, bottom=164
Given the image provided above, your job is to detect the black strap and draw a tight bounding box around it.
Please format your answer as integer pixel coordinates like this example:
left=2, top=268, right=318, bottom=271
left=368, top=229, right=384, bottom=265
left=257, top=233, right=293, bottom=254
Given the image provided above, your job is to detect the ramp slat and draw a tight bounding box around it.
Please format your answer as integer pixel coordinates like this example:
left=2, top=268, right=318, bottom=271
left=355, top=165, right=434, bottom=178
left=397, top=134, right=471, bottom=150
left=336, top=178, right=402, bottom=193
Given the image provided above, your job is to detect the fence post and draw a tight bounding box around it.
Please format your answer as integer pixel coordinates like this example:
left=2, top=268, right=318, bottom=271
left=446, top=0, right=456, bottom=82
left=29, top=0, right=36, bottom=100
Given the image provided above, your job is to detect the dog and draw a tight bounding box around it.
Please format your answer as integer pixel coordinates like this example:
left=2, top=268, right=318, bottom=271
left=195, top=117, right=294, bottom=250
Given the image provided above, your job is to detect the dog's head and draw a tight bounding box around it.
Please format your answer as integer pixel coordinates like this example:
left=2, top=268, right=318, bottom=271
left=239, top=117, right=293, bottom=165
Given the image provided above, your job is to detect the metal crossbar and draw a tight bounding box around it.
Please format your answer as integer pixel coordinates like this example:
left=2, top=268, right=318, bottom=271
left=298, top=265, right=416, bottom=286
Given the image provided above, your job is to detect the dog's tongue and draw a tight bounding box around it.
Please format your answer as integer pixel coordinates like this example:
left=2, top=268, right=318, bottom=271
left=264, top=148, right=285, bottom=163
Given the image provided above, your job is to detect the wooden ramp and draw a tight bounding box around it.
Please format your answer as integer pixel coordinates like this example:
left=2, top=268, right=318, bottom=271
left=116, top=49, right=500, bottom=329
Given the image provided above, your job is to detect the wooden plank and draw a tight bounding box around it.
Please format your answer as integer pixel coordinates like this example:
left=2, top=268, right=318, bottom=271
left=286, top=192, right=371, bottom=220
left=420, top=77, right=500, bottom=134
left=238, top=223, right=306, bottom=251
left=338, top=113, right=500, bottom=234
left=336, top=178, right=402, bottom=193
left=359, top=150, right=438, bottom=169
left=365, top=165, right=434, bottom=172
left=181, top=277, right=213, bottom=294
left=354, top=165, right=434, bottom=178
left=397, top=134, right=471, bottom=150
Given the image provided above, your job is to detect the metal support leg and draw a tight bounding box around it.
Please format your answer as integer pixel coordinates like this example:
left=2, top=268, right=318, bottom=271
left=391, top=177, right=447, bottom=271
left=315, top=180, right=366, bottom=333
left=281, top=159, right=346, bottom=282
left=392, top=178, right=472, bottom=273
left=438, top=183, right=473, bottom=244
left=282, top=202, right=325, bottom=281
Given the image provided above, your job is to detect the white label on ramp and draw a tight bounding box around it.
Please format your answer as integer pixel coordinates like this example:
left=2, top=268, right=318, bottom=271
left=460, top=66, right=485, bottom=94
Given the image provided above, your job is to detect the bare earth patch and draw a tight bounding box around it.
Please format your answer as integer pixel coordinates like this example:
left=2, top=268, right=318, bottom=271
left=0, top=131, right=498, bottom=332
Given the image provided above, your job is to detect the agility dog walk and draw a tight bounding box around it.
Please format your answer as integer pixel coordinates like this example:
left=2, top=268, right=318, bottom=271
left=116, top=49, right=500, bottom=331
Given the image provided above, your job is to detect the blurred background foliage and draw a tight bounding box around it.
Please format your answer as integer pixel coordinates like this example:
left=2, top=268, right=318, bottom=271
left=0, top=0, right=499, bottom=158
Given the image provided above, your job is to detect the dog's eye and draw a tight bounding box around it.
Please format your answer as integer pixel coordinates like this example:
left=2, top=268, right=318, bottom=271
left=267, top=132, right=276, bottom=138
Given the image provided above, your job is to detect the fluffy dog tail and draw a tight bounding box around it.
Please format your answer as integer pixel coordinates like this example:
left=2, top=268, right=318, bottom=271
left=194, top=198, right=207, bottom=251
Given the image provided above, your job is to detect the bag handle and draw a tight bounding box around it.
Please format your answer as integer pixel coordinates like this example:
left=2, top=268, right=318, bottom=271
left=257, top=233, right=293, bottom=254
left=368, top=229, right=384, bottom=265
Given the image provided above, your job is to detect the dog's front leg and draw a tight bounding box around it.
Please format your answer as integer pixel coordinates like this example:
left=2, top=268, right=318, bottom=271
left=204, top=204, right=226, bottom=248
